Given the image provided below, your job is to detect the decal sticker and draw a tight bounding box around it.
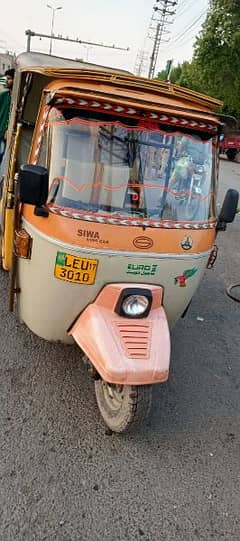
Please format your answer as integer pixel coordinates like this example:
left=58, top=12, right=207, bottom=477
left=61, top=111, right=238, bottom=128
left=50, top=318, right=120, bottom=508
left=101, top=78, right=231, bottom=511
left=54, top=252, right=98, bottom=284
left=51, top=96, right=219, bottom=133
left=77, top=229, right=109, bottom=245
left=126, top=264, right=158, bottom=276
left=133, top=236, right=153, bottom=249
left=181, top=236, right=193, bottom=251
left=174, top=268, right=198, bottom=287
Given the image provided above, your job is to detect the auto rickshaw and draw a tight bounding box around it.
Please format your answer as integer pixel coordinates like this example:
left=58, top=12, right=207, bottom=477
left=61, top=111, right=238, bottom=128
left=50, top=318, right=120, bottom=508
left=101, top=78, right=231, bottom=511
left=0, top=52, right=239, bottom=432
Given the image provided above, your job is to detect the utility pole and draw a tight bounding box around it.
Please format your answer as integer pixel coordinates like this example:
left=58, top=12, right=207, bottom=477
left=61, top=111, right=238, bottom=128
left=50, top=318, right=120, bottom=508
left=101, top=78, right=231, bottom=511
left=148, top=0, right=177, bottom=79
left=46, top=4, right=63, bottom=55
left=25, top=30, right=129, bottom=55
left=134, top=49, right=149, bottom=77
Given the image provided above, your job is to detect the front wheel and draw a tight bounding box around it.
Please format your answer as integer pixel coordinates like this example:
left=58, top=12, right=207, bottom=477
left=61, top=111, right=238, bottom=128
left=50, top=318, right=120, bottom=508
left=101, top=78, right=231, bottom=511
left=226, top=149, right=238, bottom=161
left=94, top=381, right=152, bottom=433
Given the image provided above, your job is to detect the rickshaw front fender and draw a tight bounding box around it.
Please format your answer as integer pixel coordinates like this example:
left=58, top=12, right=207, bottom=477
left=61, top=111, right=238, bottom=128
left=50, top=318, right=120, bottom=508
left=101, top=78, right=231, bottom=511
left=69, top=284, right=170, bottom=385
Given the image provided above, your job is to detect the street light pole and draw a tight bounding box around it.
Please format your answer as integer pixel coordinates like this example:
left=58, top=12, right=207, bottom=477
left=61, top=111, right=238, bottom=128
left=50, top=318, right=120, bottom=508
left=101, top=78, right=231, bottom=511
left=46, top=4, right=62, bottom=55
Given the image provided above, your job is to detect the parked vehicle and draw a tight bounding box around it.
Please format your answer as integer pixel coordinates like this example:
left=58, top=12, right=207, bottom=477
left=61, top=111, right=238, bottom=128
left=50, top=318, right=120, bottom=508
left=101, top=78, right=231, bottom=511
left=220, top=132, right=240, bottom=161
left=0, top=52, right=239, bottom=432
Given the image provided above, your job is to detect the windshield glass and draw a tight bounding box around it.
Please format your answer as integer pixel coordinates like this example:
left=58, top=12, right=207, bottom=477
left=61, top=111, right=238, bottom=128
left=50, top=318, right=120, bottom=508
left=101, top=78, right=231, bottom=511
left=45, top=113, right=216, bottom=223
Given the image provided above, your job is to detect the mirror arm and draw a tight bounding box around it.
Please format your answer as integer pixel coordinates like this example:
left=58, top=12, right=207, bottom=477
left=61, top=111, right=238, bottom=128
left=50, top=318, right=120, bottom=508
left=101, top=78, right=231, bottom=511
left=216, top=220, right=227, bottom=232
left=34, top=205, right=49, bottom=218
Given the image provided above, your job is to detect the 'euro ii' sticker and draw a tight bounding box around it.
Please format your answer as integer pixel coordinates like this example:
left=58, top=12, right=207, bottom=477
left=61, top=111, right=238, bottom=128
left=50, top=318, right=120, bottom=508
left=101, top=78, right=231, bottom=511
left=126, top=264, right=158, bottom=276
left=174, top=268, right=198, bottom=287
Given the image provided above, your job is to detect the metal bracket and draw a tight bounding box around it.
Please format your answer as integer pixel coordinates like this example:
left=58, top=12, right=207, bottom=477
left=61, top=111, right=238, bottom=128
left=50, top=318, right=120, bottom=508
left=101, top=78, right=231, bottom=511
left=207, top=245, right=218, bottom=269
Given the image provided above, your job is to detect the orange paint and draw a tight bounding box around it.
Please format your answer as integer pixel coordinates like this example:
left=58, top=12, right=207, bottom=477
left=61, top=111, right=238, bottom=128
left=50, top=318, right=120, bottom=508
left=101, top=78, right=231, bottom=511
left=29, top=102, right=50, bottom=163
left=28, top=75, right=221, bottom=166
left=69, top=284, right=170, bottom=385
left=40, top=78, right=221, bottom=120
left=23, top=204, right=216, bottom=254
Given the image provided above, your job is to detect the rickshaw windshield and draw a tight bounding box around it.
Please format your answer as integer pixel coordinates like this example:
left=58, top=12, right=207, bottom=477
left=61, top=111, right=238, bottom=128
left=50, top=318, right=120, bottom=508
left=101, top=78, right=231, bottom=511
left=45, top=113, right=216, bottom=222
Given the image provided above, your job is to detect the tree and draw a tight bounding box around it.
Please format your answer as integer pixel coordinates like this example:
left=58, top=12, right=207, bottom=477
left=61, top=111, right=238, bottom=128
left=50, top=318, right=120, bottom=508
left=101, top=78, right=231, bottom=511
left=157, top=0, right=240, bottom=118
left=157, top=61, right=202, bottom=92
left=193, top=0, right=240, bottom=116
left=157, top=63, right=183, bottom=84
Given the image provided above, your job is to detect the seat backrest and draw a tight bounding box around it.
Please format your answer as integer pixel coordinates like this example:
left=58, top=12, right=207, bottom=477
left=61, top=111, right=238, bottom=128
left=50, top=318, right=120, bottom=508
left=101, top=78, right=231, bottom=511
left=99, top=164, right=130, bottom=208
left=61, top=161, right=130, bottom=209
left=63, top=160, right=95, bottom=203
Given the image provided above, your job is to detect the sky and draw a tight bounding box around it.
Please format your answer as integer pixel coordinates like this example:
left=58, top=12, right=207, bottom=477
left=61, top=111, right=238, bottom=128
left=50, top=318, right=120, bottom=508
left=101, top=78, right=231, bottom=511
left=0, top=0, right=209, bottom=76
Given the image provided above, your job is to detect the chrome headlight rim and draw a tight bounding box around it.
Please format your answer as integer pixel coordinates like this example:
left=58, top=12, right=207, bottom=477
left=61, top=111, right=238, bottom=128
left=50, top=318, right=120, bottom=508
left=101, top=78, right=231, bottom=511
left=115, top=288, right=152, bottom=318
left=122, top=295, right=149, bottom=317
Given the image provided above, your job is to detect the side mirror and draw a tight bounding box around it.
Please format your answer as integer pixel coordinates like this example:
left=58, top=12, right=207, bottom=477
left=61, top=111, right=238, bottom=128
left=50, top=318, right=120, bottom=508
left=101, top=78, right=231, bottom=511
left=217, top=189, right=239, bottom=230
left=19, top=164, right=49, bottom=206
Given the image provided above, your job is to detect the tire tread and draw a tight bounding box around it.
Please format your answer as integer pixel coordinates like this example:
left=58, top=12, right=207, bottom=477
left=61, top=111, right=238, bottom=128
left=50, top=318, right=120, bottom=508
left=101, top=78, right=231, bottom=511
left=95, top=382, right=152, bottom=433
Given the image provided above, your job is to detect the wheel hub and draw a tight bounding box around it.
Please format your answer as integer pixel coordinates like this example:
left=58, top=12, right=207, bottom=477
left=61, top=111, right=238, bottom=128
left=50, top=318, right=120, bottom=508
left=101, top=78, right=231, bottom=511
left=102, top=382, right=124, bottom=411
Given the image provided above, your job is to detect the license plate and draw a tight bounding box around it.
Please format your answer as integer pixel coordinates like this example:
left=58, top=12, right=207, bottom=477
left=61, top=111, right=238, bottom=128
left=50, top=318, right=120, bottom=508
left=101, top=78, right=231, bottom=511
left=54, top=252, right=98, bottom=285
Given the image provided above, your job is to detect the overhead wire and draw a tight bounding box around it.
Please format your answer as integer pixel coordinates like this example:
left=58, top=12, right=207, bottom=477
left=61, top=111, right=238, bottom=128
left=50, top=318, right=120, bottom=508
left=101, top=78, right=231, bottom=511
left=169, top=9, right=207, bottom=44
left=176, top=0, right=196, bottom=18
left=160, top=8, right=207, bottom=56
left=162, top=24, right=205, bottom=52
left=144, top=1, right=208, bottom=75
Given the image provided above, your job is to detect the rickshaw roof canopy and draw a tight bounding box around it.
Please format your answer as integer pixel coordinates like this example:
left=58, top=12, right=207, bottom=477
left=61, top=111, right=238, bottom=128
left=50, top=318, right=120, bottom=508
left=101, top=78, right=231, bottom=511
left=16, top=52, right=222, bottom=117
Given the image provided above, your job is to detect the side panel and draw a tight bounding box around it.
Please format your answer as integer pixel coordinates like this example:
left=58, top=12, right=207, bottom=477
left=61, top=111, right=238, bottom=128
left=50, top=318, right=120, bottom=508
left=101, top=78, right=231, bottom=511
left=16, top=220, right=210, bottom=342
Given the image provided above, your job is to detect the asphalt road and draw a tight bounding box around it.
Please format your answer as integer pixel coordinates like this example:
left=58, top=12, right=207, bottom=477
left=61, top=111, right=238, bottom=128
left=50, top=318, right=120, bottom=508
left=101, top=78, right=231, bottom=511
left=0, top=158, right=240, bottom=541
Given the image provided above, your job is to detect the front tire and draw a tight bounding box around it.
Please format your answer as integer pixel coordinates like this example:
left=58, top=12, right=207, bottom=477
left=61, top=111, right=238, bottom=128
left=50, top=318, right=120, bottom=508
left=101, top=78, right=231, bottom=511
left=226, top=149, right=238, bottom=161
left=94, top=381, right=152, bottom=433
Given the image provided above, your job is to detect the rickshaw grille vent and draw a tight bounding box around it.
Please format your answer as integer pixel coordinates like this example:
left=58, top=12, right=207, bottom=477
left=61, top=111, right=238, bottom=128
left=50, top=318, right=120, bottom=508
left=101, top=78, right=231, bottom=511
left=116, top=322, right=151, bottom=359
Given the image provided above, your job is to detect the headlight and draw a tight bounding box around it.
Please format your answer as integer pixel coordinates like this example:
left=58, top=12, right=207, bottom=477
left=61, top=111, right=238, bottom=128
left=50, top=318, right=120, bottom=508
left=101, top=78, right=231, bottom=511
left=121, top=295, right=150, bottom=317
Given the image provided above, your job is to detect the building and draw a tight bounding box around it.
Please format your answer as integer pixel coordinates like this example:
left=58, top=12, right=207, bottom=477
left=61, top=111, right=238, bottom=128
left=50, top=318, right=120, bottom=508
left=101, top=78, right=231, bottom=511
left=0, top=52, right=15, bottom=75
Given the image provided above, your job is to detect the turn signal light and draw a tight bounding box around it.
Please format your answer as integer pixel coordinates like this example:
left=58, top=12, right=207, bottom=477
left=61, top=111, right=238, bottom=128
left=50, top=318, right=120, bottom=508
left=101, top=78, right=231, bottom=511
left=14, top=229, right=32, bottom=259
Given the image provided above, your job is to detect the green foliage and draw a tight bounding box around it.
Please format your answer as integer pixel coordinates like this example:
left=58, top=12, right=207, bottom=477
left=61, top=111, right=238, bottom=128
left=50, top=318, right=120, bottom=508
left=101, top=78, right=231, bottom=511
left=193, top=0, right=240, bottom=116
left=157, top=0, right=240, bottom=117
left=157, top=61, right=203, bottom=92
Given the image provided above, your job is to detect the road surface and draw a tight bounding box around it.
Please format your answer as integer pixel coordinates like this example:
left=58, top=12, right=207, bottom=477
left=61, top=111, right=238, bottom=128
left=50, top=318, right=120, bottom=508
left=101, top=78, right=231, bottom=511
left=0, top=158, right=240, bottom=541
